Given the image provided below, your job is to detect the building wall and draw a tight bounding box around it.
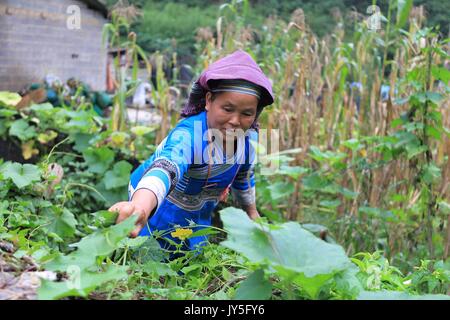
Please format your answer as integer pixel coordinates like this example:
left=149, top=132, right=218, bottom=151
left=0, top=0, right=107, bottom=91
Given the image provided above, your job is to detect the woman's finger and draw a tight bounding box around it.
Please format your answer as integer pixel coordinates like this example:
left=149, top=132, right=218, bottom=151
left=121, top=202, right=135, bottom=216
left=108, top=201, right=126, bottom=213
left=130, top=222, right=144, bottom=238
left=116, top=205, right=133, bottom=224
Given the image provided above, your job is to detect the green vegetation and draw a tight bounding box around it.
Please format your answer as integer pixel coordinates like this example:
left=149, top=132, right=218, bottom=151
left=105, top=0, right=450, bottom=63
left=0, top=0, right=449, bottom=299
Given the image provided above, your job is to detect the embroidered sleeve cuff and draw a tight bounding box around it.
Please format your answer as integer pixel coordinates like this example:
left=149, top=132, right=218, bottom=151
left=130, top=174, right=168, bottom=213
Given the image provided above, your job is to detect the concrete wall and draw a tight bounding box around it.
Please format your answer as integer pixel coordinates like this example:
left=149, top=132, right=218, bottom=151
left=0, top=0, right=107, bottom=91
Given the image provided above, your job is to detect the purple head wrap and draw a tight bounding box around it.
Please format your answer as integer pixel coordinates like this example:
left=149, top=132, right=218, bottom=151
left=181, top=50, right=274, bottom=130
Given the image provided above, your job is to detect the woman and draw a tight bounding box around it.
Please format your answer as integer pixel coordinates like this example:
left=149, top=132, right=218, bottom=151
left=108, top=50, right=274, bottom=253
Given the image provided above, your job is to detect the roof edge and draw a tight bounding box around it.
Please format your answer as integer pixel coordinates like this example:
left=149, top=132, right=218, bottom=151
left=80, top=0, right=108, bottom=18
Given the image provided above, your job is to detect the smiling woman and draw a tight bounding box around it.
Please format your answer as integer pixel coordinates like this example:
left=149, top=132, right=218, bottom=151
left=108, top=50, right=274, bottom=257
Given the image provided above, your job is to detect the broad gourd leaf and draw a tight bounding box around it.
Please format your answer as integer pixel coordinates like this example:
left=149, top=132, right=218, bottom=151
left=103, top=161, right=132, bottom=190
left=44, top=207, right=78, bottom=239
left=220, top=208, right=354, bottom=299
left=0, top=91, right=21, bottom=108
left=45, top=215, right=137, bottom=271
left=73, top=214, right=138, bottom=257
left=9, top=119, right=37, bottom=141
left=0, top=162, right=41, bottom=188
left=267, top=181, right=294, bottom=200
left=38, top=265, right=128, bottom=300
left=30, top=103, right=54, bottom=113
left=39, top=216, right=137, bottom=300
left=234, top=269, right=272, bottom=300
left=71, top=133, right=95, bottom=153
left=82, top=147, right=115, bottom=174
left=358, top=290, right=450, bottom=300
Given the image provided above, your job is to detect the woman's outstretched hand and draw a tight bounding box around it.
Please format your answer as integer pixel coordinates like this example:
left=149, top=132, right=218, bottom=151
left=108, top=189, right=157, bottom=237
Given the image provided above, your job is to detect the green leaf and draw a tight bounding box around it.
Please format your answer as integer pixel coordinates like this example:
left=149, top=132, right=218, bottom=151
left=393, top=97, right=409, bottom=105
left=190, top=227, right=220, bottom=238
left=30, top=103, right=54, bottom=112
left=45, top=215, right=138, bottom=271
left=38, top=216, right=138, bottom=300
left=358, top=207, right=395, bottom=221
left=38, top=264, right=128, bottom=300
left=181, top=264, right=202, bottom=275
left=406, top=145, right=428, bottom=159
left=9, top=119, right=37, bottom=141
left=132, top=236, right=167, bottom=263
left=71, top=133, right=95, bottom=153
left=334, top=266, right=363, bottom=299
left=309, top=146, right=346, bottom=163
left=0, top=162, right=41, bottom=188
left=92, top=210, right=118, bottom=227
left=425, top=125, right=441, bottom=140
left=44, top=208, right=78, bottom=239
left=131, top=125, right=157, bottom=136
left=438, top=201, right=450, bottom=216
left=0, top=109, right=17, bottom=117
left=431, top=66, right=450, bottom=83
left=220, top=208, right=354, bottom=299
left=103, top=161, right=133, bottom=190
left=319, top=200, right=341, bottom=209
left=74, top=215, right=137, bottom=258
left=37, top=130, right=58, bottom=144
left=0, top=91, right=21, bottom=108
left=426, top=92, right=444, bottom=105
left=83, top=147, right=115, bottom=174
left=396, top=0, right=413, bottom=29
left=422, top=163, right=441, bottom=184
left=390, top=118, right=404, bottom=128
left=358, top=290, right=450, bottom=300
left=341, top=139, right=362, bottom=151
left=276, top=165, right=308, bottom=179
left=302, top=173, right=331, bottom=191
left=338, top=187, right=359, bottom=200
left=142, top=261, right=177, bottom=277
left=119, top=236, right=147, bottom=248
left=267, top=181, right=294, bottom=200
left=234, top=269, right=272, bottom=300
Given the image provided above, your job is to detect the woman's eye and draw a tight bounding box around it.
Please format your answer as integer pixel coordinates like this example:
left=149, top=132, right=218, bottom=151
left=223, top=106, right=233, bottom=112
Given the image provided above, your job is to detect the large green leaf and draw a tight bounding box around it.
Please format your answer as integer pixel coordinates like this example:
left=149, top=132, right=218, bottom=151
left=38, top=265, right=128, bottom=300
left=267, top=181, right=294, bottom=200
left=43, top=207, right=78, bottom=239
left=71, top=133, right=95, bottom=153
left=0, top=162, right=41, bottom=188
left=9, top=119, right=37, bottom=141
left=0, top=91, right=21, bottom=108
left=38, top=216, right=138, bottom=300
left=103, top=160, right=133, bottom=190
left=358, top=290, right=450, bottom=300
left=82, top=147, right=115, bottom=174
left=220, top=208, right=355, bottom=298
left=234, top=269, right=272, bottom=300
left=45, top=215, right=137, bottom=271
left=396, top=0, right=413, bottom=29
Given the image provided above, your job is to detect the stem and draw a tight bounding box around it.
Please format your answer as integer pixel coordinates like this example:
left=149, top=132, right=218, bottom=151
left=423, top=48, right=435, bottom=258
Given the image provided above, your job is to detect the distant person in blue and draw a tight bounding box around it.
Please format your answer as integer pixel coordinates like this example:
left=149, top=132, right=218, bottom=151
left=108, top=50, right=274, bottom=255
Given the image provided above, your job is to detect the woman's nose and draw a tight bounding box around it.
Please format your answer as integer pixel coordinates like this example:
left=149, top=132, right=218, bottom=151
left=229, top=114, right=240, bottom=127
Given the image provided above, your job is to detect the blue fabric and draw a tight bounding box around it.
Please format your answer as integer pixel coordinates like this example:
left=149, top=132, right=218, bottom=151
left=143, top=168, right=171, bottom=192
left=129, top=111, right=257, bottom=252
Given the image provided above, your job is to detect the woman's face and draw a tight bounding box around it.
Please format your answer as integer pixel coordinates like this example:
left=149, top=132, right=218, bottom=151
left=205, top=91, right=258, bottom=139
